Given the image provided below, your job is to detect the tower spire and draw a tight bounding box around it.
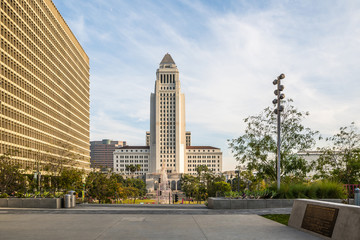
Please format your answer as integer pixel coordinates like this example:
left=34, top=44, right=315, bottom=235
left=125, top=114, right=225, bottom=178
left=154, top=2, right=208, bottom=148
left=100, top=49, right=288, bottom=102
left=160, top=53, right=175, bottom=65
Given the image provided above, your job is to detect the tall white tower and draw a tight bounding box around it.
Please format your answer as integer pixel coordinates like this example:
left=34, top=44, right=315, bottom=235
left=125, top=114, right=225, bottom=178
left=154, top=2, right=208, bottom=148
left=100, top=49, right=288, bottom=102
left=150, top=54, right=186, bottom=173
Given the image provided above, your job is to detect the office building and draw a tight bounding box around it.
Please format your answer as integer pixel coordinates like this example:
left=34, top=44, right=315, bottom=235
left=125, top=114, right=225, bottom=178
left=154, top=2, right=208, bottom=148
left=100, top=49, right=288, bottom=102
left=0, top=0, right=90, bottom=170
left=90, top=139, right=126, bottom=169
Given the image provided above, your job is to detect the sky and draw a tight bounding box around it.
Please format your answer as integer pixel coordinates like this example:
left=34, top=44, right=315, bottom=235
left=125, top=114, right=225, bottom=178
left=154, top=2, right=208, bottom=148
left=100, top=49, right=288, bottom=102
left=52, top=0, right=360, bottom=171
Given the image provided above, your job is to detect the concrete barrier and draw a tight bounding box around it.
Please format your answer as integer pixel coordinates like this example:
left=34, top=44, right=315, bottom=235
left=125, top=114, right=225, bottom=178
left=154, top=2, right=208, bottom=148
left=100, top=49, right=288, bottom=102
left=288, top=199, right=360, bottom=240
left=8, top=198, right=23, bottom=208
left=0, top=198, right=61, bottom=209
left=208, top=198, right=294, bottom=209
left=0, top=198, right=8, bottom=207
left=207, top=198, right=352, bottom=209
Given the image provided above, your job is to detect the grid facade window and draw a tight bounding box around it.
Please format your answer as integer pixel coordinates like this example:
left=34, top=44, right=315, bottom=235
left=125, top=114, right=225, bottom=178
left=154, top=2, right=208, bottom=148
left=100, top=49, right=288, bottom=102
left=113, top=147, right=150, bottom=175
left=0, top=0, right=90, bottom=170
left=185, top=148, right=223, bottom=174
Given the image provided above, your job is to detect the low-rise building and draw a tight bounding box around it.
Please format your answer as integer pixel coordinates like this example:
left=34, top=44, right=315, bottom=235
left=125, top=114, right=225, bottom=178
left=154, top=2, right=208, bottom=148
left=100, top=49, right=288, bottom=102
left=186, top=146, right=222, bottom=174
left=113, top=146, right=150, bottom=175
left=90, top=139, right=126, bottom=169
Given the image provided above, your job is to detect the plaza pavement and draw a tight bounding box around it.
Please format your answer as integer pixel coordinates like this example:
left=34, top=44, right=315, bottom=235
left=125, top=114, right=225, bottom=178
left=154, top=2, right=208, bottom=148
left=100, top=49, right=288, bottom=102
left=0, top=204, right=321, bottom=240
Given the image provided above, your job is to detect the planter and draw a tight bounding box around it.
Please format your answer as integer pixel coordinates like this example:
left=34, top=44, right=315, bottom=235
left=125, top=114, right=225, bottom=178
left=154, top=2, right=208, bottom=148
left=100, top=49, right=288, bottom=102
left=207, top=198, right=353, bottom=209
left=0, top=198, right=8, bottom=207
left=0, top=198, right=61, bottom=209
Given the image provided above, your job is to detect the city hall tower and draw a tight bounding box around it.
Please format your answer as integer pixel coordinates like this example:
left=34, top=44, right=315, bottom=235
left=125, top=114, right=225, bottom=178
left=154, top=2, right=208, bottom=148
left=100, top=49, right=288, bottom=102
left=149, top=54, right=186, bottom=173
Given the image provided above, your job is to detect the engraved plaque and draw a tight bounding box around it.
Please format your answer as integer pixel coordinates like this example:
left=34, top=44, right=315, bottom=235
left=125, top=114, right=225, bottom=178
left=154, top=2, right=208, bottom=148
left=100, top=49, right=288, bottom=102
left=301, top=204, right=339, bottom=237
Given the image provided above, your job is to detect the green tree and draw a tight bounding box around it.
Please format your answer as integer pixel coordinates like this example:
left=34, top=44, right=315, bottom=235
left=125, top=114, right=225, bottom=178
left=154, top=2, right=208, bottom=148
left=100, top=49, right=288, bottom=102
left=312, top=122, right=360, bottom=184
left=210, top=181, right=231, bottom=197
left=195, top=165, right=211, bottom=200
left=41, top=141, right=82, bottom=195
left=85, top=171, right=115, bottom=203
left=58, top=168, right=84, bottom=192
left=116, top=186, right=139, bottom=203
left=124, top=178, right=146, bottom=197
left=110, top=173, right=125, bottom=185
left=181, top=166, right=226, bottom=200
left=0, top=152, right=26, bottom=195
left=229, top=99, right=319, bottom=182
left=181, top=174, right=200, bottom=199
left=125, top=164, right=142, bottom=176
left=229, top=170, right=261, bottom=192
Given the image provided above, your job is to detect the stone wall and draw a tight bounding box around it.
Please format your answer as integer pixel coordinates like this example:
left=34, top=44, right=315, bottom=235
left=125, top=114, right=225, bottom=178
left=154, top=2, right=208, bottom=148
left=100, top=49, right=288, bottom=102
left=207, top=198, right=353, bottom=209
left=0, top=198, right=61, bottom=209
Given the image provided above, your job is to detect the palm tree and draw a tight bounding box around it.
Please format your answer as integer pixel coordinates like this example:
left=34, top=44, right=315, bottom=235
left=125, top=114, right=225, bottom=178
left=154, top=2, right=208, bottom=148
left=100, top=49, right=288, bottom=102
left=135, top=164, right=141, bottom=173
left=125, top=164, right=141, bottom=177
left=125, top=165, right=131, bottom=173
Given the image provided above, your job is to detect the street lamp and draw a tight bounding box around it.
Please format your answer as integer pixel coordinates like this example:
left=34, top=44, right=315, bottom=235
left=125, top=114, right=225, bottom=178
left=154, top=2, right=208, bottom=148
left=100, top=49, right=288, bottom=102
left=235, top=169, right=240, bottom=192
left=273, top=73, right=285, bottom=190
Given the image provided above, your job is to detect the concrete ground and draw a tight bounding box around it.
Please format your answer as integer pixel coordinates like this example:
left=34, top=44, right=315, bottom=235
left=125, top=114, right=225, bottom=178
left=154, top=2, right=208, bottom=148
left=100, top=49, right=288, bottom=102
left=0, top=205, right=321, bottom=240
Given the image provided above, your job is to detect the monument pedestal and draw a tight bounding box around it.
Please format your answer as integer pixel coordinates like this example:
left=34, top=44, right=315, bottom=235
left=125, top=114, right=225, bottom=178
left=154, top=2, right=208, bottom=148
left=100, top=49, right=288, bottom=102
left=289, top=199, right=360, bottom=240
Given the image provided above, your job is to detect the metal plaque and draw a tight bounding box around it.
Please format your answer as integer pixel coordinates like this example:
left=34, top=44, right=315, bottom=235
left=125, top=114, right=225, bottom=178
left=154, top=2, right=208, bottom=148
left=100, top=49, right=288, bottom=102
left=301, top=204, right=339, bottom=237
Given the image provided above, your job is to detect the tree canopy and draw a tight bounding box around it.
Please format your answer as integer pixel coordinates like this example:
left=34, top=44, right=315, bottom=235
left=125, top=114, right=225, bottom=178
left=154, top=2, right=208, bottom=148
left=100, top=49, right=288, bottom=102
left=229, top=99, right=320, bottom=181
left=181, top=165, right=229, bottom=200
left=0, top=152, right=25, bottom=195
left=312, top=122, right=360, bottom=184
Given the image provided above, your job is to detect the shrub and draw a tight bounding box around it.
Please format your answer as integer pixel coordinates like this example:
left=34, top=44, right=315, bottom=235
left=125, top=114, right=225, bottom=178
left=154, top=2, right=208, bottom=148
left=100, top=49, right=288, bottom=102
left=224, top=191, right=242, bottom=199
left=224, top=189, right=276, bottom=199
left=311, top=181, right=346, bottom=199
left=0, top=193, right=9, bottom=198
left=272, top=181, right=346, bottom=199
left=23, top=193, right=34, bottom=198
left=289, top=183, right=308, bottom=198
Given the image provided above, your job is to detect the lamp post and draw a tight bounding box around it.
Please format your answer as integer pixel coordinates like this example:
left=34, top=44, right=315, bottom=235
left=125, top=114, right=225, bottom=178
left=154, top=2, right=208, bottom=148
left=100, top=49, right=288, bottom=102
left=235, top=169, right=240, bottom=192
left=273, top=73, right=285, bottom=190
left=34, top=154, right=41, bottom=194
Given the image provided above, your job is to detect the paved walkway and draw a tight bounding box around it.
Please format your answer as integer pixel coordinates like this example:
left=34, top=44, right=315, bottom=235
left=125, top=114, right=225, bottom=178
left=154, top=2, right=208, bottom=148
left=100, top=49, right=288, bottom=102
left=0, top=205, right=321, bottom=240
left=0, top=204, right=293, bottom=215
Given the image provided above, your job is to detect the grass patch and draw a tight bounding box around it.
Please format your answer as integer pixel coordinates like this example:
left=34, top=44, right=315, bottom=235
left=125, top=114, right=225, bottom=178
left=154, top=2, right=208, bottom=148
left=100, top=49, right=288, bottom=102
left=261, top=214, right=290, bottom=225
left=121, top=199, right=156, bottom=204
left=174, top=200, right=205, bottom=204
left=119, top=199, right=205, bottom=204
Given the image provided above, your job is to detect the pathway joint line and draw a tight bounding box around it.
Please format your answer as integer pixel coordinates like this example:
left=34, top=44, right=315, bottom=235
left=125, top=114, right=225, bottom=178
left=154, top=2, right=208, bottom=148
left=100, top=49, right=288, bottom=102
left=192, top=215, right=208, bottom=240
left=94, top=216, right=122, bottom=240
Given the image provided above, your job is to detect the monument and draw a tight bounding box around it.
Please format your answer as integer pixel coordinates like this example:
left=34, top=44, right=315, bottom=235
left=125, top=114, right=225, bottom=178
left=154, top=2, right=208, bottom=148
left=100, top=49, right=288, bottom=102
left=158, top=167, right=172, bottom=204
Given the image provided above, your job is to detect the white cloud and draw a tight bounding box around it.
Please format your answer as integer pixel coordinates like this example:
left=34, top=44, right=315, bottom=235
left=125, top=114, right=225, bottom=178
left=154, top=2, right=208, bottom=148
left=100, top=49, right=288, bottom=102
left=54, top=0, right=360, bottom=170
left=91, top=111, right=145, bottom=145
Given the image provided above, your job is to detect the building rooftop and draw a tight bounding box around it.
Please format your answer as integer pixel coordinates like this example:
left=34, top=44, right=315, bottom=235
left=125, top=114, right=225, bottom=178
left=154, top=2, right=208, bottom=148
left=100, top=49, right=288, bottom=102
left=117, top=146, right=150, bottom=149
left=160, top=53, right=175, bottom=64
left=186, top=146, right=220, bottom=150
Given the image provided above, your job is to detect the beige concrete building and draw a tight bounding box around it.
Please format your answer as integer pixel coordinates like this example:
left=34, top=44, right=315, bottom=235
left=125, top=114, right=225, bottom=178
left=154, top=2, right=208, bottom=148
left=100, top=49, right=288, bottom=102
left=113, top=146, right=150, bottom=175
left=146, top=131, right=150, bottom=146
left=186, top=146, right=222, bottom=174
left=149, top=53, right=186, bottom=174
left=185, top=131, right=191, bottom=147
left=113, top=54, right=222, bottom=177
left=0, top=0, right=90, bottom=170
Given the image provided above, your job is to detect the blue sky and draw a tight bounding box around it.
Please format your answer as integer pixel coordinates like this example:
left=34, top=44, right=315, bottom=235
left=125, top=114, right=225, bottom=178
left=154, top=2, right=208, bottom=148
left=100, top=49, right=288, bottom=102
left=53, top=0, right=360, bottom=170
